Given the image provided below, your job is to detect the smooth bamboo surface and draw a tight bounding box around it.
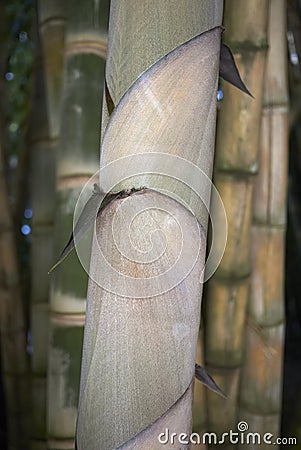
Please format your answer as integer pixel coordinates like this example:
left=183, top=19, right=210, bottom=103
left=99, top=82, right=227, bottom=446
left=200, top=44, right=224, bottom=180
left=77, top=2, right=223, bottom=446
left=101, top=26, right=222, bottom=228
left=249, top=227, right=285, bottom=326
left=213, top=175, right=253, bottom=278
left=119, top=383, right=194, bottom=450
left=106, top=0, right=223, bottom=105
left=205, top=0, right=270, bottom=438
left=254, top=110, right=288, bottom=225
left=206, top=278, right=249, bottom=367
left=77, top=190, right=206, bottom=449
left=240, top=323, right=284, bottom=413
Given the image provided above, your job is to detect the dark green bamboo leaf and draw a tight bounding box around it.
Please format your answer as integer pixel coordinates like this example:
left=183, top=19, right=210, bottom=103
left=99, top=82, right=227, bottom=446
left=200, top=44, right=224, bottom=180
left=219, top=44, right=254, bottom=98
left=195, top=364, right=227, bottom=398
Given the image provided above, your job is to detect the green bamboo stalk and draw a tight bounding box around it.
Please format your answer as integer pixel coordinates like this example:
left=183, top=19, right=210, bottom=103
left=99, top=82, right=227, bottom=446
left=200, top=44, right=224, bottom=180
left=47, top=0, right=108, bottom=448
left=39, top=0, right=66, bottom=140
left=204, top=0, right=270, bottom=441
left=29, top=33, right=52, bottom=450
left=76, top=1, right=224, bottom=448
left=30, top=2, right=66, bottom=448
left=239, top=1, right=288, bottom=445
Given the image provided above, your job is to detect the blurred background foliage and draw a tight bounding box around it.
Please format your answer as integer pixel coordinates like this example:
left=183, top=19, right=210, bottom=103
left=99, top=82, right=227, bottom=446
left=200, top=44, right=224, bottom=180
left=1, top=2, right=34, bottom=448
left=4, top=0, right=33, bottom=161
left=3, top=0, right=34, bottom=267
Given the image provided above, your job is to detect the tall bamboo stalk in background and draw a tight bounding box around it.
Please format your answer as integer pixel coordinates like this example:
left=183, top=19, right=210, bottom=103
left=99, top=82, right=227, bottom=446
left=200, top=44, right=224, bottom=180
left=47, top=0, right=108, bottom=448
left=76, top=1, right=224, bottom=448
left=0, top=2, right=30, bottom=449
left=239, top=1, right=288, bottom=445
left=30, top=1, right=65, bottom=448
left=204, top=0, right=269, bottom=441
left=29, top=25, right=53, bottom=450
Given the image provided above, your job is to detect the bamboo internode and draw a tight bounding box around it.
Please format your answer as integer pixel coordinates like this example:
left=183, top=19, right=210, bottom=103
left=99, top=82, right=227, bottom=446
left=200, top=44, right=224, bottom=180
left=76, top=1, right=223, bottom=447
left=205, top=0, right=270, bottom=438
left=239, top=1, right=288, bottom=444
left=30, top=2, right=65, bottom=447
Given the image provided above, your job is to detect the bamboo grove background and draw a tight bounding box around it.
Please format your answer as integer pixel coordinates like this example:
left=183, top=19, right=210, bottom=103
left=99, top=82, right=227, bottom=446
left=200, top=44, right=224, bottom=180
left=0, top=0, right=301, bottom=449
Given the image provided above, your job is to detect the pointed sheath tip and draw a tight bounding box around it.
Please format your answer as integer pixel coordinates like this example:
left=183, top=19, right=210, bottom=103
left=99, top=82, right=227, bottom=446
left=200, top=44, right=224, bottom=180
left=48, top=248, right=72, bottom=274
left=246, top=89, right=255, bottom=100
left=47, top=186, right=147, bottom=276
left=48, top=245, right=73, bottom=274
left=47, top=185, right=102, bottom=275
left=48, top=260, right=60, bottom=274
left=195, top=364, right=227, bottom=399
left=220, top=43, right=254, bottom=99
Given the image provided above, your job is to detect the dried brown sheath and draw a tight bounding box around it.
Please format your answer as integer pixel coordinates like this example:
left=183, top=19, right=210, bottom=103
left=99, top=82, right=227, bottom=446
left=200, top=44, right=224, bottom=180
left=195, top=363, right=227, bottom=398
left=220, top=43, right=254, bottom=97
left=48, top=186, right=144, bottom=273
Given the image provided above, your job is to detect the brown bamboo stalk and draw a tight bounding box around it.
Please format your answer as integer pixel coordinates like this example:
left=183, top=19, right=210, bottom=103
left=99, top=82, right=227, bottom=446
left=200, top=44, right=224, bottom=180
left=239, top=1, right=288, bottom=445
left=204, top=0, right=270, bottom=440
